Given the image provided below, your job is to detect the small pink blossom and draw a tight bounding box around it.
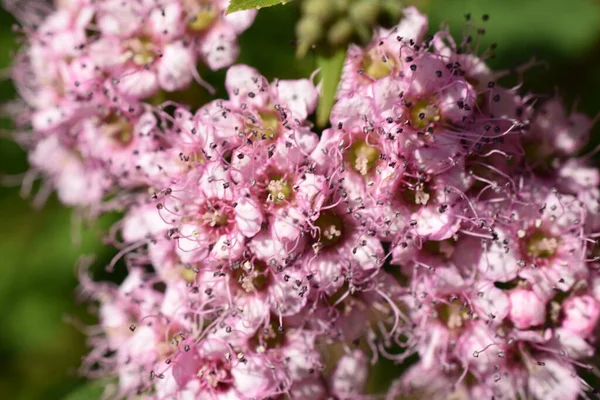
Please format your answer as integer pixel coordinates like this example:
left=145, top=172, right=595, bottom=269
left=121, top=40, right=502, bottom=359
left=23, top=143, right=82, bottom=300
left=508, top=288, right=547, bottom=330
left=561, top=295, right=600, bottom=337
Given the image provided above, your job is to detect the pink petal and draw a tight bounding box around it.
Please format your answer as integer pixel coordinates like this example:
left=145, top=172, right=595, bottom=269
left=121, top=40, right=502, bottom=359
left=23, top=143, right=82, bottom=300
left=224, top=64, right=269, bottom=107
left=157, top=42, right=195, bottom=92
left=149, top=2, right=184, bottom=41
left=527, top=358, right=580, bottom=400
left=234, top=195, right=264, bottom=237
left=200, top=24, right=240, bottom=71
left=330, top=350, right=369, bottom=398
left=477, top=229, right=519, bottom=282
left=273, top=79, right=318, bottom=120
left=395, top=7, right=428, bottom=43
left=117, top=68, right=160, bottom=99
left=231, top=355, right=275, bottom=398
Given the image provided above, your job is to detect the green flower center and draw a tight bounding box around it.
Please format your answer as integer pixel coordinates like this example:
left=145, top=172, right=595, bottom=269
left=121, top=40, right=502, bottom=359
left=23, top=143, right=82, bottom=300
left=363, top=52, right=394, bottom=79
left=410, top=99, right=440, bottom=130
left=180, top=267, right=197, bottom=283
left=259, top=112, right=279, bottom=139
left=347, top=140, right=379, bottom=175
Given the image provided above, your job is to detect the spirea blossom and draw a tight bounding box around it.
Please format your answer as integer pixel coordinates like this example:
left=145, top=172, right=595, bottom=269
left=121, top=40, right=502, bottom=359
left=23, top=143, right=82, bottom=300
left=4, top=3, right=600, bottom=399
left=6, top=0, right=255, bottom=208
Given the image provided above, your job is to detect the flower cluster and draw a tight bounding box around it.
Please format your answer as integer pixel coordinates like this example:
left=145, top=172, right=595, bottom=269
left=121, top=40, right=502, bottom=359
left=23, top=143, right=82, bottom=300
left=8, top=0, right=255, bottom=208
left=5, top=2, right=600, bottom=400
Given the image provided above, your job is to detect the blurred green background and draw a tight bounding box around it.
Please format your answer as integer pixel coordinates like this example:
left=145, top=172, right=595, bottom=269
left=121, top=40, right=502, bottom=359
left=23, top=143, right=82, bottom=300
left=1, top=0, right=600, bottom=398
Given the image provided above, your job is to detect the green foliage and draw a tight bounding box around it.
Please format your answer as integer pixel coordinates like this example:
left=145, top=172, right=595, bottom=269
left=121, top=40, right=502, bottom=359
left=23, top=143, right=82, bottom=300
left=316, top=48, right=345, bottom=128
left=227, top=0, right=293, bottom=14
left=62, top=381, right=107, bottom=400
left=427, top=0, right=600, bottom=57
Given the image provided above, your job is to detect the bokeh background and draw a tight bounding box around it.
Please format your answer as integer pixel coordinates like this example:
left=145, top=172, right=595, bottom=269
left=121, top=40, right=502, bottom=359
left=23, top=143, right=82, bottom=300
left=1, top=0, right=599, bottom=398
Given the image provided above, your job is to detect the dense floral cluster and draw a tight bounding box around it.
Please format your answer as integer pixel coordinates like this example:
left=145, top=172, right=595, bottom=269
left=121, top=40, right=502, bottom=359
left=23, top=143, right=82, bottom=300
left=5, top=2, right=600, bottom=399
left=6, top=0, right=255, bottom=207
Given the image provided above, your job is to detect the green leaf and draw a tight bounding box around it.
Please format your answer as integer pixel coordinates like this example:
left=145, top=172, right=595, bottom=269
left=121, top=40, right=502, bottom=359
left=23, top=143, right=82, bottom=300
left=63, top=381, right=106, bottom=400
left=316, top=48, right=346, bottom=128
left=226, top=0, right=293, bottom=14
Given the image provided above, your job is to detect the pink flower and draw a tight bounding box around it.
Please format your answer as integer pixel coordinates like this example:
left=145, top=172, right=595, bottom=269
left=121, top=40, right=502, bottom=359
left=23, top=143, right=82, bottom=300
left=29, top=136, right=110, bottom=206
left=156, top=162, right=263, bottom=263
left=170, top=339, right=277, bottom=399
left=477, top=189, right=588, bottom=301
left=528, top=98, right=592, bottom=157
left=91, top=35, right=196, bottom=99
left=338, top=6, right=428, bottom=97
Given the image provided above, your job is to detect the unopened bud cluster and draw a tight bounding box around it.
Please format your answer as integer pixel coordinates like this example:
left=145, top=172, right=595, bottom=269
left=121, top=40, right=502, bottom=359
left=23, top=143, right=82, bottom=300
left=4, top=2, right=600, bottom=399
left=296, top=0, right=404, bottom=56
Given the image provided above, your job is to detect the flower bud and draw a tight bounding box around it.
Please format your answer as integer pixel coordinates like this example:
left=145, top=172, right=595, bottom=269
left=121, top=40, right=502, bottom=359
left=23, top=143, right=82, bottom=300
left=332, top=0, right=352, bottom=13
left=327, top=19, right=354, bottom=47
left=302, top=0, right=335, bottom=21
left=296, top=0, right=411, bottom=56
left=330, top=350, right=369, bottom=398
left=562, top=295, right=600, bottom=337
left=296, top=17, right=323, bottom=56
left=508, top=289, right=546, bottom=329
left=349, top=0, right=380, bottom=26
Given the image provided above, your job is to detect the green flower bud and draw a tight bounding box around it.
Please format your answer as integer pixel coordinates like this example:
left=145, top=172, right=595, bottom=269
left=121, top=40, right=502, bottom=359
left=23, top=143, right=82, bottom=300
left=332, top=0, right=352, bottom=14
left=296, top=17, right=323, bottom=56
left=349, top=0, right=380, bottom=26
left=295, top=0, right=406, bottom=57
left=302, top=0, right=335, bottom=21
left=327, top=19, right=354, bottom=47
